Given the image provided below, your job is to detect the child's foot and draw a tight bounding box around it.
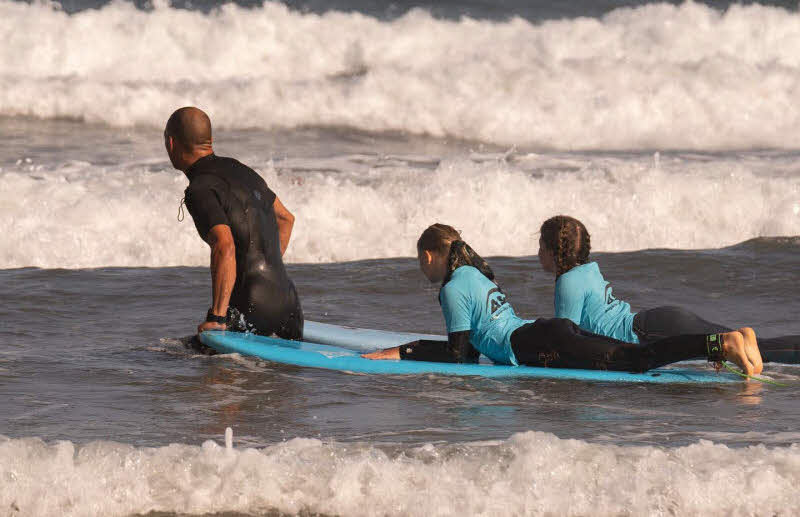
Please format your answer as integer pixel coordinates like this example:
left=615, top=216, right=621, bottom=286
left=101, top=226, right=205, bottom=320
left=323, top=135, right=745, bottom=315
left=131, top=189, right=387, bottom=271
left=721, top=331, right=755, bottom=377
left=737, top=327, right=763, bottom=375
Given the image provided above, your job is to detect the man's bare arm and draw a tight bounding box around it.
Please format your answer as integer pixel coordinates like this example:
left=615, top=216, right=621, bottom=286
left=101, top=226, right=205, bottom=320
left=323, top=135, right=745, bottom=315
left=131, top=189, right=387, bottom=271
left=273, top=196, right=295, bottom=256
left=200, top=224, right=236, bottom=332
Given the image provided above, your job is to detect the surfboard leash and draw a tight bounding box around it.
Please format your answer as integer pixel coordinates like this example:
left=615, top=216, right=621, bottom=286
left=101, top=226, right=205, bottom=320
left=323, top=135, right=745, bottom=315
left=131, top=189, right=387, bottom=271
left=707, top=334, right=790, bottom=387
left=719, top=360, right=790, bottom=387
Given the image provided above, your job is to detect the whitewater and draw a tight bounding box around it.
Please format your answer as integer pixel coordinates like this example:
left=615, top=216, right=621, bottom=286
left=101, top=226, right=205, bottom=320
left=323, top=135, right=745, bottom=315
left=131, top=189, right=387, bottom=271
left=2, top=146, right=799, bottom=268
left=1, top=0, right=800, bottom=149
left=2, top=431, right=800, bottom=517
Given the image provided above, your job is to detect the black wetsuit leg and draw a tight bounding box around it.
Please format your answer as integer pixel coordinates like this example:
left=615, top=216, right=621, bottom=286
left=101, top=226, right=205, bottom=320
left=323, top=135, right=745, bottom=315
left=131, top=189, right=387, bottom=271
left=633, top=306, right=730, bottom=342
left=246, top=274, right=303, bottom=340
left=756, top=335, right=800, bottom=364
left=510, top=318, right=709, bottom=372
left=228, top=274, right=303, bottom=340
left=634, top=306, right=799, bottom=363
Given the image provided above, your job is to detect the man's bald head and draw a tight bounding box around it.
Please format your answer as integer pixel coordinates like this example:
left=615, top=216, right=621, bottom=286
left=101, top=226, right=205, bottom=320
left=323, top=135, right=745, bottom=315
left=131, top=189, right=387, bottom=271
left=165, top=107, right=213, bottom=150
left=164, top=107, right=214, bottom=171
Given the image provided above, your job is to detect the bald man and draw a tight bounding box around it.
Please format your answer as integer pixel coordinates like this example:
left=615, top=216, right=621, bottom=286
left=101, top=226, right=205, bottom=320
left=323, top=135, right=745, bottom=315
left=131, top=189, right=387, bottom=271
left=165, top=107, right=303, bottom=339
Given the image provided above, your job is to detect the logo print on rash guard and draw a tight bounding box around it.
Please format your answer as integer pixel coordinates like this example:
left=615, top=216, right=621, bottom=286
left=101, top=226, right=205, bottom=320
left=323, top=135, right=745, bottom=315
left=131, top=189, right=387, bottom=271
left=486, top=287, right=509, bottom=319
left=603, top=284, right=621, bottom=312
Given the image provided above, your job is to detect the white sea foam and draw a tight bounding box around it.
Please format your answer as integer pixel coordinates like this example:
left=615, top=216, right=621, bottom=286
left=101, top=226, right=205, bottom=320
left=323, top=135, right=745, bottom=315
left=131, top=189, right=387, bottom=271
left=1, top=152, right=798, bottom=267
left=0, top=431, right=798, bottom=516
left=3, top=1, right=800, bottom=149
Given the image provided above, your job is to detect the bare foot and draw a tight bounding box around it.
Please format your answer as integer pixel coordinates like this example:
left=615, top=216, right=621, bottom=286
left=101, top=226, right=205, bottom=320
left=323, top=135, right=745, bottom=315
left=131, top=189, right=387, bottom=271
left=737, top=327, right=763, bottom=375
left=721, top=331, right=754, bottom=377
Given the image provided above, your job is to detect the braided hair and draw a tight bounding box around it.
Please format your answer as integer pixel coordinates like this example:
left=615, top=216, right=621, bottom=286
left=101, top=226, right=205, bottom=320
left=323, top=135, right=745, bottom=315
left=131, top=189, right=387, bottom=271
left=539, top=215, right=591, bottom=277
left=417, top=223, right=494, bottom=286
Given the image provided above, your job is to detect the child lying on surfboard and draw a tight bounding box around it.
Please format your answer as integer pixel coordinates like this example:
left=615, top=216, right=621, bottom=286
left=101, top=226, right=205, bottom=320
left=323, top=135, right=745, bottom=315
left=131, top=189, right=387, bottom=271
left=537, top=215, right=798, bottom=363
left=363, top=223, right=763, bottom=377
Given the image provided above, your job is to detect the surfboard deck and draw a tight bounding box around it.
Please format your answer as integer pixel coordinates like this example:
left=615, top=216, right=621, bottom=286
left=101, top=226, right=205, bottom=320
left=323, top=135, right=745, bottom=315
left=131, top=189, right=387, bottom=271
left=303, top=320, right=443, bottom=351
left=199, top=328, right=741, bottom=384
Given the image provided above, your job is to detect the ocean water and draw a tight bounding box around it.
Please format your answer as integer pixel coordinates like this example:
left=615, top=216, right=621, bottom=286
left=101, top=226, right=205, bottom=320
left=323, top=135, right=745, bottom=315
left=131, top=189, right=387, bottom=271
left=1, top=0, right=800, bottom=516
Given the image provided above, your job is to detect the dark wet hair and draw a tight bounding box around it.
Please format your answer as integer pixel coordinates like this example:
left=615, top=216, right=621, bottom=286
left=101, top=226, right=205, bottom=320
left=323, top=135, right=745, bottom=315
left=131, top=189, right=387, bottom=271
left=540, top=215, right=591, bottom=277
left=417, top=223, right=494, bottom=285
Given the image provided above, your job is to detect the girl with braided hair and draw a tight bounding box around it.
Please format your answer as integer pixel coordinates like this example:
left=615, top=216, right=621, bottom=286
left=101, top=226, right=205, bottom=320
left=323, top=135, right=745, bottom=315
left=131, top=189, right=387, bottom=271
left=364, top=223, right=763, bottom=377
left=538, top=215, right=797, bottom=364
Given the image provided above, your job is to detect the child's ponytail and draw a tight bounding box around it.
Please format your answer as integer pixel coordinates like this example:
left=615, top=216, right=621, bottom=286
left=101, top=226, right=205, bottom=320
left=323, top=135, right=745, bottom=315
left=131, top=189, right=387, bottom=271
left=417, top=224, right=494, bottom=285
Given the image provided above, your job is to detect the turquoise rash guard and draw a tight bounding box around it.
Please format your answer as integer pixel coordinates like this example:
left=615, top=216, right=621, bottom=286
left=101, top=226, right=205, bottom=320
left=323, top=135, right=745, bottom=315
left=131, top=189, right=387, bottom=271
left=554, top=262, right=638, bottom=344
left=439, top=266, right=534, bottom=365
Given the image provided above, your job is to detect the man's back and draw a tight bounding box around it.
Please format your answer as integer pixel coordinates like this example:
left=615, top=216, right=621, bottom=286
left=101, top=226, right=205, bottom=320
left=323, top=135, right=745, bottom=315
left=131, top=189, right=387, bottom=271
left=185, top=154, right=303, bottom=338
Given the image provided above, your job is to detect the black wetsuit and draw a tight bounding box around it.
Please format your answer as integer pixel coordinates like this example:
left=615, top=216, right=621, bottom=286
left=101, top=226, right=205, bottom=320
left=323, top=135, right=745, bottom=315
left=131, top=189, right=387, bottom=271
left=399, top=320, right=714, bottom=372
left=633, top=306, right=800, bottom=364
left=402, top=307, right=799, bottom=367
left=184, top=154, right=303, bottom=339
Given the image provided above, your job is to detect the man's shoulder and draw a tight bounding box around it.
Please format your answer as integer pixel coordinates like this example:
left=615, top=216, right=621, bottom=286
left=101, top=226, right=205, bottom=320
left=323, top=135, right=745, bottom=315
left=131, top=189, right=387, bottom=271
left=186, top=172, right=228, bottom=193
left=187, top=155, right=248, bottom=185
left=212, top=155, right=261, bottom=176
left=190, top=154, right=255, bottom=176
left=209, top=155, right=269, bottom=187
left=211, top=155, right=247, bottom=169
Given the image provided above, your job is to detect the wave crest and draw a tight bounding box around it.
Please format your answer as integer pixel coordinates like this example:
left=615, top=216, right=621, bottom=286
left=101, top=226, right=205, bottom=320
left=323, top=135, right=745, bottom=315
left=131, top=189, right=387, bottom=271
left=2, top=1, right=800, bottom=149
left=1, top=152, right=798, bottom=268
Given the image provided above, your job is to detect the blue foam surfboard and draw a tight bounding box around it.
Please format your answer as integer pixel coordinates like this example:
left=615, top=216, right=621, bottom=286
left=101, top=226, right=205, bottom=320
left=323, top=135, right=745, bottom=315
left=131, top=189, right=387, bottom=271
left=303, top=320, right=443, bottom=351
left=199, top=326, right=740, bottom=384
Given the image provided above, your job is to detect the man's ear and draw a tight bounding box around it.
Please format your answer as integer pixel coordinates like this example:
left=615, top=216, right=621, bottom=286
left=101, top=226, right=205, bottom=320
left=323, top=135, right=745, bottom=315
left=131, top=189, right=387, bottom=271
left=423, top=250, right=433, bottom=265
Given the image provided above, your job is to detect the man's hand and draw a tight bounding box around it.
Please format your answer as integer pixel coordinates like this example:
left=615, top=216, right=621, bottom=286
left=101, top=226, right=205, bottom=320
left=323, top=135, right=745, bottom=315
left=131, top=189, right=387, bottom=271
left=198, top=321, right=227, bottom=333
